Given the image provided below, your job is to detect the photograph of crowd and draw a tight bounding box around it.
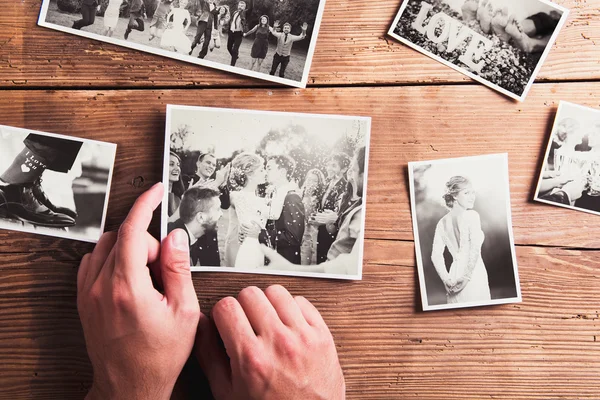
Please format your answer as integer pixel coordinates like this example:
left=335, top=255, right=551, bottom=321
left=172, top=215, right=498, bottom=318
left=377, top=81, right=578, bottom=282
left=0, top=125, right=116, bottom=243
left=38, top=0, right=326, bottom=87
left=388, top=0, right=568, bottom=101
left=162, top=105, right=371, bottom=280
left=534, top=101, right=600, bottom=216
left=409, top=154, right=521, bottom=311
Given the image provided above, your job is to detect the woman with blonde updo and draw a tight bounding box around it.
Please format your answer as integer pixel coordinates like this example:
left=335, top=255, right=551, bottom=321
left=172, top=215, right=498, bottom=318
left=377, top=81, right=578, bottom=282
left=224, top=152, right=268, bottom=268
left=431, top=176, right=491, bottom=304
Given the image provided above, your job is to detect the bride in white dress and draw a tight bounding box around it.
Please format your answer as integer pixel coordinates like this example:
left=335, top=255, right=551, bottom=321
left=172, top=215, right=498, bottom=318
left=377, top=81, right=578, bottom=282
left=431, top=176, right=491, bottom=304
left=224, top=153, right=269, bottom=269
left=160, top=0, right=192, bottom=54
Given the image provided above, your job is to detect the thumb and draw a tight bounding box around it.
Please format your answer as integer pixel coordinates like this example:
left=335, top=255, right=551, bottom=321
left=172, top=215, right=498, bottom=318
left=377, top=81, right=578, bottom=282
left=161, top=229, right=197, bottom=309
left=195, top=313, right=232, bottom=399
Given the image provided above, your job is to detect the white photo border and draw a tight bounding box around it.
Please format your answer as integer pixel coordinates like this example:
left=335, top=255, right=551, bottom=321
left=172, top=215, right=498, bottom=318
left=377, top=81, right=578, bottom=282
left=37, top=0, right=327, bottom=89
left=533, top=101, right=600, bottom=217
left=0, top=124, right=117, bottom=244
left=161, top=104, right=372, bottom=280
left=387, top=0, right=570, bottom=102
left=408, top=153, right=522, bottom=311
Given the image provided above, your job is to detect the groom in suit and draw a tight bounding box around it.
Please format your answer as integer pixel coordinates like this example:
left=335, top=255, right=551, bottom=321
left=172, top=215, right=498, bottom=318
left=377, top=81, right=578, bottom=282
left=167, top=186, right=223, bottom=266
left=241, top=155, right=305, bottom=264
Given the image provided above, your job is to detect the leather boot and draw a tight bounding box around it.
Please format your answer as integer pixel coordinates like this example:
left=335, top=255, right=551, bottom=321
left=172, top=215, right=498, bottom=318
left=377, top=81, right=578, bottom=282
left=31, top=178, right=78, bottom=220
left=0, top=184, right=75, bottom=228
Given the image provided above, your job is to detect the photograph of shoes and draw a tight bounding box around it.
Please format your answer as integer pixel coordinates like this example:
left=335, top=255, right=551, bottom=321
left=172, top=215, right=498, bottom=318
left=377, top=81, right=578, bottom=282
left=0, top=124, right=117, bottom=243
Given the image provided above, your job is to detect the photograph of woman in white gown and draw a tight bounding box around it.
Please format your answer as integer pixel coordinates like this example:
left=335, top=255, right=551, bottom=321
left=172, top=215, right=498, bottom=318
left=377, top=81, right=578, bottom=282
left=160, top=0, right=192, bottom=54
left=409, top=154, right=521, bottom=311
left=432, top=176, right=491, bottom=304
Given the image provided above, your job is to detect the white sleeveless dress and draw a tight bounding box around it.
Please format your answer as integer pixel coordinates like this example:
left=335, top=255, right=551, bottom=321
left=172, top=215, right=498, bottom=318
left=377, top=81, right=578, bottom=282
left=160, top=8, right=192, bottom=53
left=226, top=191, right=268, bottom=269
left=431, top=210, right=491, bottom=304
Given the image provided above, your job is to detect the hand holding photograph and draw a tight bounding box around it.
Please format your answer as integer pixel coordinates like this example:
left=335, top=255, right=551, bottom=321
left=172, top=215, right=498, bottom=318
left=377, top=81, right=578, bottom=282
left=408, top=153, right=521, bottom=311
left=0, top=125, right=116, bottom=243
left=388, top=0, right=569, bottom=101
left=162, top=105, right=371, bottom=280
left=534, top=101, right=600, bottom=216
left=38, top=0, right=326, bottom=88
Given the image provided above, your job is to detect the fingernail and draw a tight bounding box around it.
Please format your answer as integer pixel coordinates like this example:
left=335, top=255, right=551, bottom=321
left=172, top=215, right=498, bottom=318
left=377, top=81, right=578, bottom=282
left=172, top=229, right=189, bottom=251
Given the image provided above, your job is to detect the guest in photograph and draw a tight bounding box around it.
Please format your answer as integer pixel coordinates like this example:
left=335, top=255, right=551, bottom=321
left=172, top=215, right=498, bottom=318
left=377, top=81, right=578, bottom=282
left=209, top=5, right=230, bottom=52
left=431, top=176, right=491, bottom=304
left=243, top=15, right=271, bottom=72
left=224, top=153, right=269, bottom=268
left=0, top=134, right=81, bottom=227
left=103, top=0, right=123, bottom=37
left=314, top=152, right=350, bottom=263
left=241, top=155, right=305, bottom=264
left=189, top=0, right=218, bottom=59
left=72, top=0, right=101, bottom=30
left=160, top=0, right=192, bottom=53
left=268, top=21, right=308, bottom=78
left=168, top=151, right=185, bottom=217
left=227, top=0, right=254, bottom=67
left=261, top=146, right=366, bottom=276
left=148, top=0, right=173, bottom=42
left=167, top=186, right=223, bottom=266
left=537, top=170, right=577, bottom=198
left=300, top=168, right=326, bottom=265
left=124, top=0, right=146, bottom=40
left=547, top=118, right=580, bottom=168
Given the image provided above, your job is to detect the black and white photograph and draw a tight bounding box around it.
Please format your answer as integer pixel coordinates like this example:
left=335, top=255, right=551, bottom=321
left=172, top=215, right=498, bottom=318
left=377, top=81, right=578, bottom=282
left=408, top=153, right=521, bottom=311
left=387, top=0, right=569, bottom=101
left=38, top=0, right=326, bottom=88
left=161, top=105, right=371, bottom=280
left=0, top=125, right=116, bottom=243
left=534, top=101, right=600, bottom=216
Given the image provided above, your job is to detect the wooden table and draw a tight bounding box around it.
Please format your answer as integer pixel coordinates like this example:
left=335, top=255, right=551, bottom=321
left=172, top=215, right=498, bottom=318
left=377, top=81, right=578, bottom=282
left=1, top=0, right=600, bottom=398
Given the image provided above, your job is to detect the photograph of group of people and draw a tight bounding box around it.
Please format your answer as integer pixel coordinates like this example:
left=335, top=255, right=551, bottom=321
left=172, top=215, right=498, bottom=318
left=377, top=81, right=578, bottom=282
left=388, top=0, right=569, bottom=100
left=534, top=101, right=600, bottom=216
left=38, top=0, right=326, bottom=87
left=409, top=154, right=521, bottom=311
left=0, top=125, right=116, bottom=243
left=162, top=105, right=371, bottom=279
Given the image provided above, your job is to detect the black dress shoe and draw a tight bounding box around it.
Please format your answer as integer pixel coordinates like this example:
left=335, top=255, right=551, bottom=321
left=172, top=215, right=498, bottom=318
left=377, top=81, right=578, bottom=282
left=0, top=184, right=75, bottom=228
left=31, top=178, right=78, bottom=219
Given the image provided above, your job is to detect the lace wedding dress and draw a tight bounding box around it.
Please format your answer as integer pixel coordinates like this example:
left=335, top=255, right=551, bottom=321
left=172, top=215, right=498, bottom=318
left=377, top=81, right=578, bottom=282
left=227, top=191, right=268, bottom=269
left=431, top=210, right=491, bottom=304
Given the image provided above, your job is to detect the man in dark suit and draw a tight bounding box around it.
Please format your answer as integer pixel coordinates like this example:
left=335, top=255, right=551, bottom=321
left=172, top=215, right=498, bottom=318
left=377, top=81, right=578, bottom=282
left=241, top=155, right=305, bottom=264
left=167, top=186, right=223, bottom=267
left=314, top=152, right=350, bottom=263
left=227, top=0, right=253, bottom=66
left=189, top=0, right=219, bottom=59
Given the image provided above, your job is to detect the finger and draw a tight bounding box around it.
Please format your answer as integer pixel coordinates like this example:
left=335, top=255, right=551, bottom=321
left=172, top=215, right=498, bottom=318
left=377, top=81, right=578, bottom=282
left=113, top=183, right=164, bottom=280
left=195, top=313, right=232, bottom=398
left=83, top=231, right=118, bottom=290
left=77, top=253, right=91, bottom=295
left=212, top=296, right=258, bottom=360
left=294, top=295, right=328, bottom=330
left=147, top=232, right=164, bottom=288
left=237, top=286, right=283, bottom=336
left=160, top=229, right=198, bottom=312
left=264, top=285, right=308, bottom=329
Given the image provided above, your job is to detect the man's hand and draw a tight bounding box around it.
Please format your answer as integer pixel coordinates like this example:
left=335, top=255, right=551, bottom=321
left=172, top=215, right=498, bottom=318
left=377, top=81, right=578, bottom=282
left=195, top=285, right=346, bottom=400
left=239, top=221, right=261, bottom=242
left=301, top=22, right=308, bottom=30
left=313, top=210, right=338, bottom=226
left=77, top=183, right=200, bottom=400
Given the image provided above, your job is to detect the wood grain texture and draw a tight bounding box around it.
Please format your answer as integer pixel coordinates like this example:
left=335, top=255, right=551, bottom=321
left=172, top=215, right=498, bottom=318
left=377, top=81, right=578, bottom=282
left=0, top=242, right=599, bottom=399
left=0, top=84, right=599, bottom=248
left=1, top=0, right=599, bottom=87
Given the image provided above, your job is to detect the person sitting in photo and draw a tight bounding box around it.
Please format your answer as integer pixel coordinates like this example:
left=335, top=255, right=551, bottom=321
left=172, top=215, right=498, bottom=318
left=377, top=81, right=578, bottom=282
left=268, top=21, right=308, bottom=79
left=167, top=186, right=223, bottom=266
left=103, top=0, right=123, bottom=37
left=160, top=0, right=193, bottom=54
left=72, top=0, right=101, bottom=30
left=244, top=15, right=271, bottom=72
left=547, top=118, right=580, bottom=168
left=505, top=10, right=562, bottom=54
left=168, top=151, right=185, bottom=217
left=0, top=134, right=81, bottom=227
left=148, top=0, right=173, bottom=42
left=300, top=168, right=326, bottom=265
left=124, top=0, right=146, bottom=40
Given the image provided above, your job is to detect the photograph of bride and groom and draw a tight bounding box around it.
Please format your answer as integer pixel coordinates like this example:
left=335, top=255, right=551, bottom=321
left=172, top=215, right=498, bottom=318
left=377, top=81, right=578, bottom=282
left=162, top=105, right=371, bottom=280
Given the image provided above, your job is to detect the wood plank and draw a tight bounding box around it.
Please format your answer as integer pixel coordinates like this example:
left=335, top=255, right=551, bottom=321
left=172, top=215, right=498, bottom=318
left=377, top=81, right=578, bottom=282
left=1, top=0, right=599, bottom=87
left=0, top=83, right=599, bottom=248
left=0, top=242, right=598, bottom=399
